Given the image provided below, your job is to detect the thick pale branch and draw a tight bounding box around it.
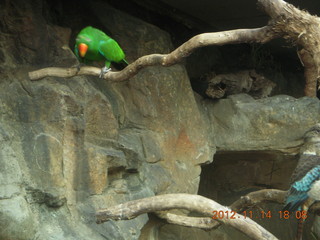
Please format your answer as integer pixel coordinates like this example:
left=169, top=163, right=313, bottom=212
left=163, top=26, right=275, bottom=65
left=156, top=189, right=287, bottom=231
left=96, top=193, right=278, bottom=240
left=29, top=27, right=275, bottom=82
left=163, top=212, right=216, bottom=229
left=155, top=189, right=320, bottom=230
left=28, top=66, right=98, bottom=80
left=96, top=189, right=320, bottom=238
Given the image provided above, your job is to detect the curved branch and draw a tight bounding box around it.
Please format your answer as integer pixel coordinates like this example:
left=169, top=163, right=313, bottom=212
left=28, top=0, right=320, bottom=96
left=158, top=212, right=217, bottom=230
left=28, top=66, right=96, bottom=80
left=156, top=189, right=287, bottom=232
left=95, top=189, right=320, bottom=238
left=96, top=193, right=278, bottom=240
left=29, top=26, right=275, bottom=81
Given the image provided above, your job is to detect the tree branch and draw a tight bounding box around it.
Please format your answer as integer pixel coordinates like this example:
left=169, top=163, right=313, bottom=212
left=29, top=0, right=320, bottom=96
left=28, top=27, right=275, bottom=82
left=154, top=189, right=287, bottom=230
left=95, top=189, right=320, bottom=238
left=230, top=189, right=287, bottom=212
left=157, top=211, right=217, bottom=230
left=96, top=193, right=278, bottom=240
left=258, top=0, right=320, bottom=96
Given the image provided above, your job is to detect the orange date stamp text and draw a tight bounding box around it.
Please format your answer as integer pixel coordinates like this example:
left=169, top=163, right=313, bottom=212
left=212, top=210, right=308, bottom=220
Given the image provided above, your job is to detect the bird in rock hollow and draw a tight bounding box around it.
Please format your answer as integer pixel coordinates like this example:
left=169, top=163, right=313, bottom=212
left=283, top=123, right=320, bottom=240
left=74, top=26, right=128, bottom=78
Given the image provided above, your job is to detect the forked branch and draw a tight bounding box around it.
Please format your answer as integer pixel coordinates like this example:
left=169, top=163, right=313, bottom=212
left=155, top=189, right=287, bottom=230
left=96, top=193, right=279, bottom=240
left=29, top=0, right=320, bottom=95
left=29, top=27, right=274, bottom=82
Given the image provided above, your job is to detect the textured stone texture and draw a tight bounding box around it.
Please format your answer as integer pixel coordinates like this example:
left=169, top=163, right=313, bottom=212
left=197, top=94, right=320, bottom=240
left=1, top=1, right=320, bottom=240
left=203, top=94, right=320, bottom=152
left=0, top=1, right=213, bottom=240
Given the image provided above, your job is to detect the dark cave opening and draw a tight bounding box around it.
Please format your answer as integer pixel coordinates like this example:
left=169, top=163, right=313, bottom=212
left=187, top=41, right=306, bottom=99
left=198, top=151, right=297, bottom=204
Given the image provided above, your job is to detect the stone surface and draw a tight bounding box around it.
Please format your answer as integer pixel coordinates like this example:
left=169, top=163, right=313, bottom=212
left=1, top=0, right=320, bottom=240
left=0, top=196, right=37, bottom=240
left=203, top=94, right=320, bottom=152
left=0, top=1, right=213, bottom=240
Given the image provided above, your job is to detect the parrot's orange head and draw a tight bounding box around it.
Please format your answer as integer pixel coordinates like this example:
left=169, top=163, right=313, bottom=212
left=78, top=43, right=88, bottom=58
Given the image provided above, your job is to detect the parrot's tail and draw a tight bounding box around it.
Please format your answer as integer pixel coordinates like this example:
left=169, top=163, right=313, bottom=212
left=113, top=59, right=129, bottom=70
left=122, top=59, right=129, bottom=66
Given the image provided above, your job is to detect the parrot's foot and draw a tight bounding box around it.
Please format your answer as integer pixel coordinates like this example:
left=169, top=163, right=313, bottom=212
left=99, top=66, right=111, bottom=78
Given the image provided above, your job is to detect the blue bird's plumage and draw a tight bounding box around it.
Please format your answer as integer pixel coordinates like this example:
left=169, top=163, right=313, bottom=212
left=283, top=124, right=320, bottom=240
left=284, top=162, right=320, bottom=211
left=292, top=166, right=320, bottom=191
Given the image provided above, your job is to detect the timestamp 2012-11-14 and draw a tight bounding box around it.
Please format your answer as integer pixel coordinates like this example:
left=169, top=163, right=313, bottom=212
left=212, top=210, right=308, bottom=220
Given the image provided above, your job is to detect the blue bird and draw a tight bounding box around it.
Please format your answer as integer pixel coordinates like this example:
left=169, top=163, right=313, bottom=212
left=283, top=124, right=320, bottom=240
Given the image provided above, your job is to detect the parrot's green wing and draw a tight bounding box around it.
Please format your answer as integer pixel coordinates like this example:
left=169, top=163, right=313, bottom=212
left=98, top=39, right=126, bottom=63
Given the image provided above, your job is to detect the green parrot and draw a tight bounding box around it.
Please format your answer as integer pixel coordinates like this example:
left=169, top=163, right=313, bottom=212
left=74, top=26, right=128, bottom=78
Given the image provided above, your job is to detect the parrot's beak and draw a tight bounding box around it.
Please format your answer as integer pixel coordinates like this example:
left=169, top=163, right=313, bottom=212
left=78, top=43, right=88, bottom=58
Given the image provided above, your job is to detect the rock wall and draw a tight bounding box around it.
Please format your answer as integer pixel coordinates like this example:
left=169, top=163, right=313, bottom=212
left=207, top=94, right=320, bottom=152
left=1, top=1, right=320, bottom=240
left=0, top=1, right=214, bottom=240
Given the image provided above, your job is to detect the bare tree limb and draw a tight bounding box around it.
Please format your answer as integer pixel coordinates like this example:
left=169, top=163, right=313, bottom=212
left=28, top=66, right=96, bottom=80
left=95, top=189, right=320, bottom=238
left=155, top=189, right=287, bottom=232
left=158, top=212, right=217, bottom=230
left=29, top=0, right=320, bottom=96
left=28, top=27, right=275, bottom=82
left=96, top=193, right=278, bottom=240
